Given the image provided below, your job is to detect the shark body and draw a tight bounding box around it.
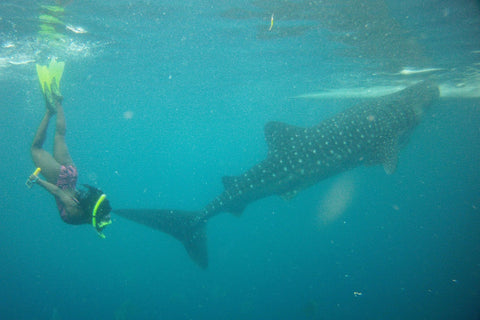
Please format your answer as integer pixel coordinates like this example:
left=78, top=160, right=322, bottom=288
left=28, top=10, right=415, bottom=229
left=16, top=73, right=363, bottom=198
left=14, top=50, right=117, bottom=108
left=115, top=81, right=439, bottom=268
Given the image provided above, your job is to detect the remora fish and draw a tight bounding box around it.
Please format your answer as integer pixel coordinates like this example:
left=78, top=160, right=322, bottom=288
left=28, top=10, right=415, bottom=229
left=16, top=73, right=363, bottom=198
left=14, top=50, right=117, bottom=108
left=115, top=81, right=439, bottom=268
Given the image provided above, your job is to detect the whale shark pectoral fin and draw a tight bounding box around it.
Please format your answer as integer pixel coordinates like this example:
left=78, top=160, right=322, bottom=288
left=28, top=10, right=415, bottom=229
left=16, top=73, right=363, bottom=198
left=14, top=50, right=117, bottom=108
left=382, top=155, right=398, bottom=175
left=365, top=137, right=400, bottom=174
left=381, top=138, right=399, bottom=175
left=365, top=136, right=400, bottom=174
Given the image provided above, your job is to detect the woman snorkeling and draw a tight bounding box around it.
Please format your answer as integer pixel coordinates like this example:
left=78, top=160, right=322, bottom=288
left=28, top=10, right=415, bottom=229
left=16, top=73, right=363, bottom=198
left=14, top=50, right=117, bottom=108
left=29, top=59, right=111, bottom=237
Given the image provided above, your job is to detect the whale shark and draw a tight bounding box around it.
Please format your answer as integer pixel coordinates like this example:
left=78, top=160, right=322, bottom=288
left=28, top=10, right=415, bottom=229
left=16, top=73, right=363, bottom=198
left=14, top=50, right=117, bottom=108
left=114, top=81, right=439, bottom=268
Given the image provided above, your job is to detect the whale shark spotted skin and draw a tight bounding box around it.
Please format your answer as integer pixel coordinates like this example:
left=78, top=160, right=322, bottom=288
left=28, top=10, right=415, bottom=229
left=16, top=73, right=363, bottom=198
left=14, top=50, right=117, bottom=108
left=115, top=81, right=439, bottom=268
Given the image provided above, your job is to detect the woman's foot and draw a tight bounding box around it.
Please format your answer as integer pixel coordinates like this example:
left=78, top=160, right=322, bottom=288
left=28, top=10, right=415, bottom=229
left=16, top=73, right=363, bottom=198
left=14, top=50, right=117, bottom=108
left=44, top=79, right=63, bottom=114
left=44, top=87, right=57, bottom=114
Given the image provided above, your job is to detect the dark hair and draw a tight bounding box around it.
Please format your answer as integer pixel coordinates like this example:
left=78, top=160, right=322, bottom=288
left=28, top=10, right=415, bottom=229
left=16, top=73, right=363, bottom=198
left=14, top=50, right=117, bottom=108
left=76, top=184, right=111, bottom=221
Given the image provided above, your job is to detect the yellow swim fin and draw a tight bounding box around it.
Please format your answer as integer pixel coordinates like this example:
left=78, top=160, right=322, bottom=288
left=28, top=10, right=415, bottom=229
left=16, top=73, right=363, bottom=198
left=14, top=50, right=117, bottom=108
left=36, top=64, right=49, bottom=93
left=36, top=58, right=65, bottom=94
left=49, top=58, right=65, bottom=90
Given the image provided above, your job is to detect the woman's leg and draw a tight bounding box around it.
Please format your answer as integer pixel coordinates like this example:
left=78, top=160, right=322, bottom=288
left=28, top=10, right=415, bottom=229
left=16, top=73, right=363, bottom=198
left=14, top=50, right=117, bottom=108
left=53, top=102, right=74, bottom=167
left=31, top=111, right=61, bottom=184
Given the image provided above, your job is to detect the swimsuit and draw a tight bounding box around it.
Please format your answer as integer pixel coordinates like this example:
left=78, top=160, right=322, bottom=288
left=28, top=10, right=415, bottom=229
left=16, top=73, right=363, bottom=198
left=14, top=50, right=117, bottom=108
left=55, top=165, right=79, bottom=224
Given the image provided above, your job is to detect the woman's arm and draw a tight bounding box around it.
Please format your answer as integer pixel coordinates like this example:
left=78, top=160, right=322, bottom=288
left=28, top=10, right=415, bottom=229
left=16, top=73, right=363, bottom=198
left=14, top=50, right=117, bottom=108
left=34, top=177, right=84, bottom=220
left=35, top=177, right=63, bottom=197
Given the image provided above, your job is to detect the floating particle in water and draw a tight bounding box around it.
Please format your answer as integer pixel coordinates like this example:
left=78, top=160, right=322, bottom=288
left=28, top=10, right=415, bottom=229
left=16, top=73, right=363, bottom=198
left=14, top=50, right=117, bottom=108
left=123, top=110, right=134, bottom=119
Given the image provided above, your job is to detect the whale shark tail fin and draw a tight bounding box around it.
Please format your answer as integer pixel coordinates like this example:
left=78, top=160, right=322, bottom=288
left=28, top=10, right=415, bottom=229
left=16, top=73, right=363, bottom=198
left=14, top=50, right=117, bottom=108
left=114, top=209, right=208, bottom=268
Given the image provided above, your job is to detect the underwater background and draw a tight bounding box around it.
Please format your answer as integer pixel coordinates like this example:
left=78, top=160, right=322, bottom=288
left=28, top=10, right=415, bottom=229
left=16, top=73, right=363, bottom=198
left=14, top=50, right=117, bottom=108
left=1, top=0, right=479, bottom=319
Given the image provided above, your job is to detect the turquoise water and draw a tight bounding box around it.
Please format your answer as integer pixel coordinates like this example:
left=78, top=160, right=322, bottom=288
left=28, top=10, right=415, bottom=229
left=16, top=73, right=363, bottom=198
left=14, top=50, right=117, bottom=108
left=1, top=0, right=480, bottom=319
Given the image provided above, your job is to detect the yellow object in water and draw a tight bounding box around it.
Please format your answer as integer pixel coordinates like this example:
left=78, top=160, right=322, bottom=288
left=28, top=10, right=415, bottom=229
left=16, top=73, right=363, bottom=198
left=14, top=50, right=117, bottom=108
left=39, top=14, right=64, bottom=25
left=41, top=5, right=65, bottom=14
left=38, top=4, right=66, bottom=44
left=26, top=167, right=42, bottom=188
left=269, top=13, right=274, bottom=31
left=39, top=24, right=56, bottom=33
left=92, top=194, right=111, bottom=238
left=36, top=58, right=65, bottom=94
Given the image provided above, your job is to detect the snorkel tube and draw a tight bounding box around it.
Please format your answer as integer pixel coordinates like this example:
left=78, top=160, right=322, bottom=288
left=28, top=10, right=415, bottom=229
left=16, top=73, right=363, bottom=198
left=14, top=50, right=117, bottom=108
left=26, top=167, right=42, bottom=188
left=92, top=194, right=111, bottom=238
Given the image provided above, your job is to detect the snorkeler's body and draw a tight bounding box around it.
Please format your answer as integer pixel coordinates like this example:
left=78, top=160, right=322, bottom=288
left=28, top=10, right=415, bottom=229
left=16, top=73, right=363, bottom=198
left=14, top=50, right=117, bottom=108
left=30, top=60, right=111, bottom=235
left=30, top=87, right=87, bottom=224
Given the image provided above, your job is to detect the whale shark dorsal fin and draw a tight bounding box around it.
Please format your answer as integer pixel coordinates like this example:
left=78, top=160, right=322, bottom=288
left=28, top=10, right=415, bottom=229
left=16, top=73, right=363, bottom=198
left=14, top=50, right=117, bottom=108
left=264, top=121, right=304, bottom=153
left=222, top=176, right=237, bottom=189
